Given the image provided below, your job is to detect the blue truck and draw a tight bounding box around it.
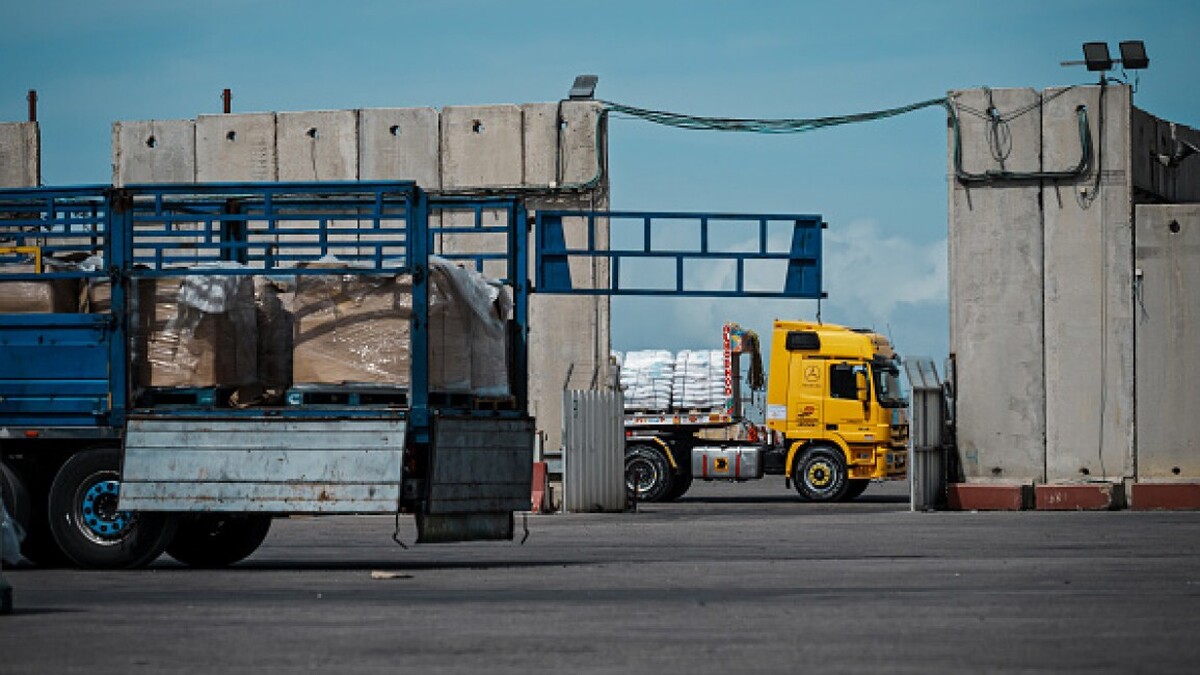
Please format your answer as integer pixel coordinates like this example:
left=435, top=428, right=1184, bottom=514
left=0, top=181, right=825, bottom=569
left=0, top=182, right=535, bottom=568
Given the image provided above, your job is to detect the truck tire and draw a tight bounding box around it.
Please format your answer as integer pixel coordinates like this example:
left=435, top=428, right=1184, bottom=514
left=662, top=474, right=693, bottom=502
left=842, top=479, right=870, bottom=501
left=625, top=444, right=674, bottom=502
left=47, top=447, right=177, bottom=569
left=167, top=514, right=272, bottom=568
left=794, top=446, right=850, bottom=502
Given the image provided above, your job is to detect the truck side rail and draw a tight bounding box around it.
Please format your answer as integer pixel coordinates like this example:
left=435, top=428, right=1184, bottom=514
left=535, top=210, right=824, bottom=298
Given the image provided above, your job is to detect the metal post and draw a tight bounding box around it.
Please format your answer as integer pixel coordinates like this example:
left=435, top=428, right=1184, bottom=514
left=904, top=358, right=946, bottom=511
left=26, top=90, right=37, bottom=123
left=222, top=88, right=232, bottom=114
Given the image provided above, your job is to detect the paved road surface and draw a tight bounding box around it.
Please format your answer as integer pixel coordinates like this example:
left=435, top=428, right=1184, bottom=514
left=2, top=480, right=1198, bottom=674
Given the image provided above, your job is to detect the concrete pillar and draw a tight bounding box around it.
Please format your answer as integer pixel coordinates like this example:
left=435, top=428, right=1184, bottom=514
left=359, top=108, right=440, bottom=189
left=1134, top=204, right=1200, bottom=480
left=111, top=120, right=195, bottom=186
left=947, top=88, right=1046, bottom=483
left=196, top=113, right=277, bottom=182
left=0, top=122, right=39, bottom=187
left=525, top=102, right=611, bottom=453
left=1042, top=86, right=1135, bottom=482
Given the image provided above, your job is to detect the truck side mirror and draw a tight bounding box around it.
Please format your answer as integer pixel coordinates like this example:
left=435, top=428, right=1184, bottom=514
left=855, top=371, right=869, bottom=402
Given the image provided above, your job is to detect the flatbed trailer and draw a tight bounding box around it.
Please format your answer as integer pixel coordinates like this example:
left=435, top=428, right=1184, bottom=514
left=0, top=182, right=534, bottom=568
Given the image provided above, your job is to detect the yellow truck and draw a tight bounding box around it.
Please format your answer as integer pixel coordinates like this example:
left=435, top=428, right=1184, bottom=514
left=625, top=321, right=908, bottom=502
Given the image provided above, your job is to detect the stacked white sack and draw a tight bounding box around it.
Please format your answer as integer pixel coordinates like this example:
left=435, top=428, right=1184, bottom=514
left=671, top=349, right=725, bottom=410
left=620, top=350, right=674, bottom=410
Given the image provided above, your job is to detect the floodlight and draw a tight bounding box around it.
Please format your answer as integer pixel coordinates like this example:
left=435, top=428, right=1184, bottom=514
left=1082, top=42, right=1113, bottom=71
left=1118, top=40, right=1149, bottom=69
left=569, top=75, right=599, bottom=100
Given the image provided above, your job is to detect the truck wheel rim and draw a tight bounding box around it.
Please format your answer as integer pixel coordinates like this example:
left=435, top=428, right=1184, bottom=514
left=807, top=461, right=833, bottom=488
left=627, top=458, right=660, bottom=493
left=80, top=479, right=133, bottom=543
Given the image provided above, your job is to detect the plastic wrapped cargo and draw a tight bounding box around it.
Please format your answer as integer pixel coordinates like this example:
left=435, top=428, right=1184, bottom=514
left=672, top=349, right=725, bottom=410
left=0, top=262, right=81, bottom=314
left=289, top=257, right=510, bottom=395
left=620, top=350, right=674, bottom=411
left=134, top=266, right=257, bottom=388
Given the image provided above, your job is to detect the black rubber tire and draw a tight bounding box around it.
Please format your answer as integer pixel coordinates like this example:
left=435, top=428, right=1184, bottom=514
left=167, top=514, right=272, bottom=568
left=48, top=447, right=177, bottom=569
left=794, top=446, right=850, bottom=502
left=661, top=474, right=693, bottom=502
left=625, top=444, right=674, bottom=503
left=842, top=479, right=870, bottom=501
left=1, top=462, right=69, bottom=567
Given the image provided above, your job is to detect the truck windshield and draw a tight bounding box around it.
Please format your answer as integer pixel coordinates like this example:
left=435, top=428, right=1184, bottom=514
left=872, top=363, right=907, bottom=408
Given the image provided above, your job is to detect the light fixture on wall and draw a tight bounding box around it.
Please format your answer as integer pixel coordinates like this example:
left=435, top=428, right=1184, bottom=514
left=1061, top=41, right=1149, bottom=80
left=569, top=75, right=599, bottom=100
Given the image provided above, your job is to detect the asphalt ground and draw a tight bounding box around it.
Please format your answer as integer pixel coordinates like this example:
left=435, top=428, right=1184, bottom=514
left=2, top=479, right=1198, bottom=674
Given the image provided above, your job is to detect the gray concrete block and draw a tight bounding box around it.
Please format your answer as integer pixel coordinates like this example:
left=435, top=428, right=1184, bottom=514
left=111, top=119, right=195, bottom=186
left=948, top=88, right=1045, bottom=482
left=277, top=110, right=358, bottom=181
left=441, top=105, right=523, bottom=188
left=1042, top=85, right=1134, bottom=482
left=359, top=108, right=440, bottom=189
left=196, top=113, right=277, bottom=182
left=1134, top=204, right=1200, bottom=480
left=0, top=122, right=39, bottom=187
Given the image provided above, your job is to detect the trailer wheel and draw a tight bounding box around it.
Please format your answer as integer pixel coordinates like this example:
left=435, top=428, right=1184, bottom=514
left=47, top=447, right=177, bottom=569
left=167, top=514, right=272, bottom=568
left=842, top=479, right=869, bottom=501
left=662, top=474, right=693, bottom=502
left=794, top=446, right=849, bottom=502
left=625, top=444, right=674, bottom=502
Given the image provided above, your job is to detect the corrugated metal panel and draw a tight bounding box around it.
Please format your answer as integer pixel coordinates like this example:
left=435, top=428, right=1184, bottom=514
left=426, top=417, right=535, bottom=515
left=119, top=417, right=405, bottom=513
left=905, top=358, right=945, bottom=511
left=563, top=390, right=625, bottom=513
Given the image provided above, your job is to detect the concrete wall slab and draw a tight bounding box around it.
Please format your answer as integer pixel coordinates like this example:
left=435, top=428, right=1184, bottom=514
left=112, top=119, right=195, bottom=186
left=948, top=88, right=1046, bottom=482
left=0, top=122, right=39, bottom=187
left=1135, top=204, right=1200, bottom=480
left=1043, top=85, right=1135, bottom=482
left=441, top=105, right=522, bottom=188
left=277, top=110, right=358, bottom=181
left=359, top=108, right=440, bottom=189
left=196, top=113, right=277, bottom=182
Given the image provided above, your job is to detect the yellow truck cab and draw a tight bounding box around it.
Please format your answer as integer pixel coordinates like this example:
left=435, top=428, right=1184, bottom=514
left=765, top=320, right=908, bottom=500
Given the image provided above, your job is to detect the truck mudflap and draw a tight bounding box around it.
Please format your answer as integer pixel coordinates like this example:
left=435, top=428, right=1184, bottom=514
left=119, top=417, right=406, bottom=513
left=414, top=416, right=534, bottom=543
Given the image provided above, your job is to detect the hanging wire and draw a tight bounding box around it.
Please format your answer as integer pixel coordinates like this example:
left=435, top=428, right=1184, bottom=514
left=600, top=97, right=948, bottom=134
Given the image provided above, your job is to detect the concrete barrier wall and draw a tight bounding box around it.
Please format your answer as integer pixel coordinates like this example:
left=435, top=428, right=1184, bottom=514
left=1042, top=86, right=1135, bottom=482
left=0, top=122, right=39, bottom=187
left=112, top=120, right=194, bottom=186
left=950, top=84, right=1198, bottom=490
left=196, top=113, right=277, bottom=182
left=1135, top=204, right=1200, bottom=480
left=948, top=88, right=1046, bottom=482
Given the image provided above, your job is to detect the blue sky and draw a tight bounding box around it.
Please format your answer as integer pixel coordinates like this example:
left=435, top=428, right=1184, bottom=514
left=3, top=0, right=1197, bottom=363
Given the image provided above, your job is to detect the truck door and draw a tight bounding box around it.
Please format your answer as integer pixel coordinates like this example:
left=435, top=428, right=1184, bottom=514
left=825, top=362, right=873, bottom=444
